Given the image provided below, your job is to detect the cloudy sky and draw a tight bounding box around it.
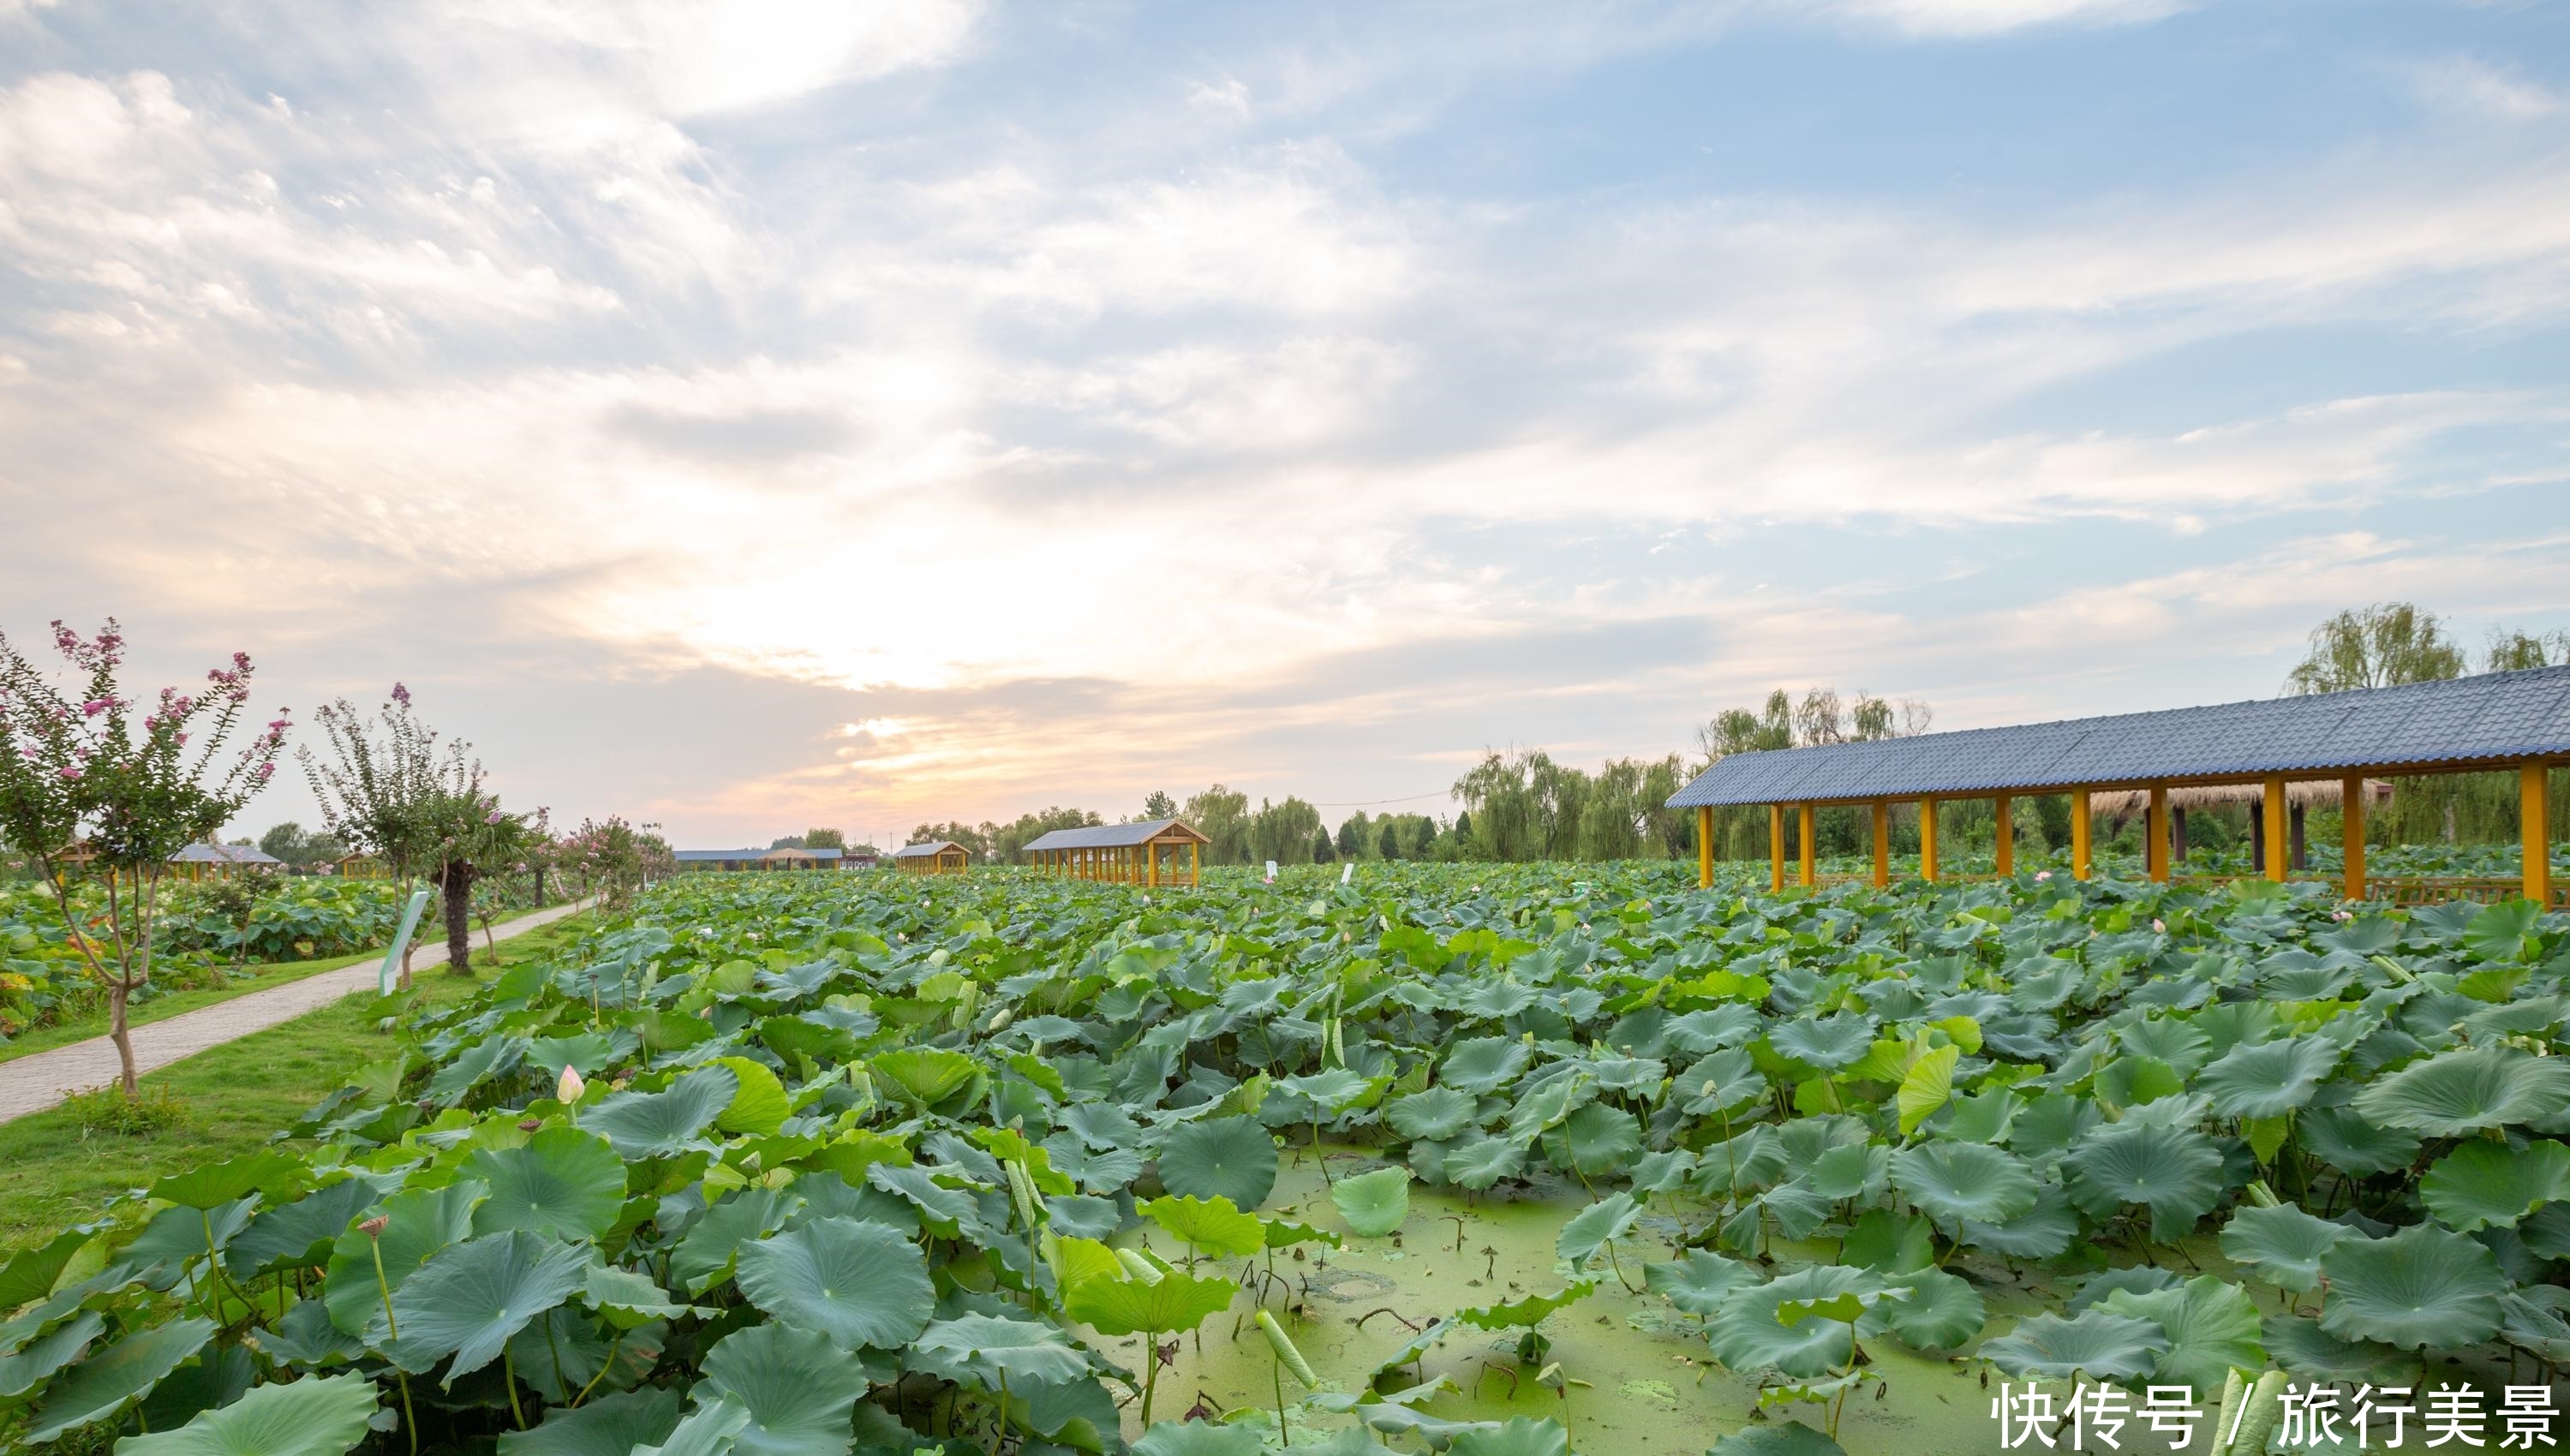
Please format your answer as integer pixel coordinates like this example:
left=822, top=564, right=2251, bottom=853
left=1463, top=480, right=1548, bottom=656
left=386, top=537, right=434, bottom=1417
left=3, top=0, right=2566, bottom=847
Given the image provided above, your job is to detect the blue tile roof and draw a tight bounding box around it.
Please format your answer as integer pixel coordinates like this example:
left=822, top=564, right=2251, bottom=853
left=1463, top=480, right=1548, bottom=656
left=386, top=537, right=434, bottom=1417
left=1022, top=819, right=1209, bottom=850
left=1665, top=665, right=2570, bottom=808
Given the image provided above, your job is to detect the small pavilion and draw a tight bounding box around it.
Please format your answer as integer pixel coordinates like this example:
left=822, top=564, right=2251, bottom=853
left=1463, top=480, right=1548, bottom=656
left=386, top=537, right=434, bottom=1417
left=1666, top=665, right=2567, bottom=906
left=170, top=843, right=284, bottom=883
left=338, top=851, right=391, bottom=880
left=1025, top=820, right=1210, bottom=887
left=893, top=840, right=972, bottom=875
left=674, top=847, right=852, bottom=873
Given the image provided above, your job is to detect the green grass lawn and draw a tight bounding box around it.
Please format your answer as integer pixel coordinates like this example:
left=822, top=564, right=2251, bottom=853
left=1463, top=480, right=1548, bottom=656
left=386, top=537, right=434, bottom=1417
left=0, top=900, right=584, bottom=1066
left=0, top=918, right=589, bottom=1255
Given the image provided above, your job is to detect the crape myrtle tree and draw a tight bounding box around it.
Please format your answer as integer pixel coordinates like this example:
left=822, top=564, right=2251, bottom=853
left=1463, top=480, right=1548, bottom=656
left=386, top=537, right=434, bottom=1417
left=0, top=619, right=289, bottom=1094
left=554, top=815, right=666, bottom=915
left=416, top=771, right=544, bottom=975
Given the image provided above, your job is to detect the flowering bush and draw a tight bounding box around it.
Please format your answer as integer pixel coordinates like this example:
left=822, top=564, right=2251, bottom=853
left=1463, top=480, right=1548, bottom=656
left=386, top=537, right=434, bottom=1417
left=0, top=619, right=287, bottom=1091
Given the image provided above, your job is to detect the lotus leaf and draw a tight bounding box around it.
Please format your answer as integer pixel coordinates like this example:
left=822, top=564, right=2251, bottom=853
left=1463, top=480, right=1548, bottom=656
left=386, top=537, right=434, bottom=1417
left=1141, top=1194, right=1267, bottom=1257
left=1330, top=1167, right=1414, bottom=1238
left=1978, top=1309, right=2167, bottom=1382
left=1448, top=1417, right=1571, bottom=1456
left=114, top=1371, right=380, bottom=1456
left=2351, top=1045, right=2570, bottom=1136
left=696, top=1322, right=874, bottom=1456
left=388, top=1230, right=590, bottom=1382
left=583, top=1065, right=739, bottom=1158
left=912, top=1312, right=1091, bottom=1387
left=1440, top=1037, right=1532, bottom=1095
left=2064, top=1121, right=2225, bottom=1240
left=735, top=1216, right=933, bottom=1351
left=1706, top=1268, right=1868, bottom=1378
left=2098, top=1276, right=2262, bottom=1394
left=2198, top=1035, right=2340, bottom=1120
left=1066, top=1264, right=1238, bottom=1336
left=499, top=1386, right=685, bottom=1456
left=1890, top=1141, right=2037, bottom=1226
left=1156, top=1116, right=1279, bottom=1209
left=2419, top=1137, right=2570, bottom=1232
left=2217, top=1202, right=2349, bottom=1292
left=21, top=1316, right=215, bottom=1444
left=2316, top=1222, right=2507, bottom=1350
left=466, top=1127, right=627, bottom=1243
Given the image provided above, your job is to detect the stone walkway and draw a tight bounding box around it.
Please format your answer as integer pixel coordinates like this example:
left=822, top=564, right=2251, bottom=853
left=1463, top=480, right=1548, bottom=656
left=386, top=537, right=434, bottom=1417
left=0, top=898, right=596, bottom=1125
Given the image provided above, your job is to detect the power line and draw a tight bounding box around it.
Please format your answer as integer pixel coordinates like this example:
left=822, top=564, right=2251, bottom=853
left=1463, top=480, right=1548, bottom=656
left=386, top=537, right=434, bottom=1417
left=1307, top=789, right=1455, bottom=809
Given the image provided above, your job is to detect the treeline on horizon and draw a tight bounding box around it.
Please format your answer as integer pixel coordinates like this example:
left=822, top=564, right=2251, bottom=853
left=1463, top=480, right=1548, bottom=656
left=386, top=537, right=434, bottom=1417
left=910, top=604, right=2570, bottom=869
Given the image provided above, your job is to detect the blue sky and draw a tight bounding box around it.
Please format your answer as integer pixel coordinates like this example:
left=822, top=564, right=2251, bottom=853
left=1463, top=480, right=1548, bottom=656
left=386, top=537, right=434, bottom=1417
left=1, top=0, right=2564, bottom=844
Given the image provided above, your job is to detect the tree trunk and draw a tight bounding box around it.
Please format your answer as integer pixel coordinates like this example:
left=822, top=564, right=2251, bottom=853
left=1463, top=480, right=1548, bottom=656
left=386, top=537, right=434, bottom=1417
left=442, top=865, right=475, bottom=975
left=109, top=980, right=138, bottom=1096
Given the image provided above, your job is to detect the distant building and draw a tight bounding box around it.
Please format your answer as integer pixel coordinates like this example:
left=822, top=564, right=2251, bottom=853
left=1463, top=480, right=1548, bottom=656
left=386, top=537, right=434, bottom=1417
left=891, top=840, right=971, bottom=875
left=674, top=846, right=863, bottom=873
left=169, top=843, right=284, bottom=883
left=337, top=852, right=391, bottom=880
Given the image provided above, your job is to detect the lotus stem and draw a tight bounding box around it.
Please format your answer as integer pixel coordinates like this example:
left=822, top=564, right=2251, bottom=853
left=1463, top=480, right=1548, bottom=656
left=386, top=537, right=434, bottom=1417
left=503, top=1344, right=529, bottom=1429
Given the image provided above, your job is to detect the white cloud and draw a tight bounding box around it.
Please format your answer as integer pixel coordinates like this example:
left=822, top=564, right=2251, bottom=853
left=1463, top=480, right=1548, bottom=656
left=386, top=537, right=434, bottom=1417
left=2407, top=56, right=2563, bottom=121
left=1804, top=0, right=2187, bottom=37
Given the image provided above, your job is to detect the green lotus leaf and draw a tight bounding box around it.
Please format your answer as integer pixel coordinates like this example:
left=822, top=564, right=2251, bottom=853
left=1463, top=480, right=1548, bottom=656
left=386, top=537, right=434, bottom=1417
left=1890, top=1142, right=2037, bottom=1226
left=466, top=1127, right=627, bottom=1243
left=1059, top=1102, right=1144, bottom=1151
left=113, top=1371, right=379, bottom=1456
left=1504, top=1073, right=1593, bottom=1143
left=1133, top=1421, right=1265, bottom=1456
left=427, top=1035, right=525, bottom=1103
left=1804, top=1143, right=1888, bottom=1202
left=1857, top=1267, right=1984, bottom=1352
left=2463, top=898, right=2542, bottom=963
left=638, top=1396, right=753, bottom=1456
left=148, top=1153, right=307, bottom=1212
left=1707, top=1268, right=1866, bottom=1378
left=581, top=1261, right=702, bottom=1330
left=2098, top=1276, right=2262, bottom=1395
left=1707, top=1424, right=1848, bottom=1455
left=0, top=1229, right=93, bottom=1311
left=1545, top=1101, right=1641, bottom=1176
left=2293, top=1104, right=2421, bottom=1176
left=226, top=1180, right=374, bottom=1279
left=672, top=1187, right=803, bottom=1294
left=1456, top=1281, right=1594, bottom=1331
left=387, top=1231, right=591, bottom=1383
left=1142, top=1194, right=1267, bottom=1257
left=2351, top=1046, right=2570, bottom=1137
left=499, top=1386, right=684, bottom=1456
left=1330, top=1167, right=1414, bottom=1238
left=1896, top=1044, right=1961, bottom=1134
left=1443, top=1134, right=1529, bottom=1190
left=2317, top=1222, right=2507, bottom=1350
left=21, top=1316, right=214, bottom=1445
left=1959, top=1184, right=2081, bottom=1260
left=1644, top=1250, right=1760, bottom=1318
left=2216, top=1203, right=2351, bottom=1292
left=1066, top=1264, right=1239, bottom=1337
left=2419, top=1138, right=2570, bottom=1232
left=1156, top=1117, right=1280, bottom=1210
left=1841, top=1208, right=1936, bottom=1274
left=1440, top=1037, right=1532, bottom=1095
left=2092, top=1056, right=2184, bottom=1110
left=870, top=1047, right=980, bottom=1107
left=912, top=1313, right=1091, bottom=1388
left=2119, top=1017, right=2212, bottom=1077
left=1771, top=1015, right=1877, bottom=1073
left=0, top=1310, right=102, bottom=1399
left=710, top=1056, right=792, bottom=1137
left=2198, top=1036, right=2341, bottom=1120
left=734, top=1216, right=934, bottom=1352
left=2259, top=1315, right=2421, bottom=1386
left=583, top=1065, right=738, bottom=1159
left=1384, top=1089, right=1478, bottom=1142
left=863, top=1164, right=983, bottom=1242
left=1556, top=1193, right=1641, bottom=1270
left=696, top=1322, right=873, bottom=1456
left=2004, top=1092, right=2101, bottom=1168
left=1448, top=1417, right=1570, bottom=1456
left=1978, top=1309, right=2167, bottom=1382
left=2065, top=1267, right=2179, bottom=1313
left=2063, top=1122, right=2225, bottom=1240
left=1680, top=1048, right=1769, bottom=1116
left=320, top=1179, right=486, bottom=1337
left=1278, top=1067, right=1378, bottom=1111
left=1262, top=1216, right=1341, bottom=1250
left=122, top=1198, right=255, bottom=1270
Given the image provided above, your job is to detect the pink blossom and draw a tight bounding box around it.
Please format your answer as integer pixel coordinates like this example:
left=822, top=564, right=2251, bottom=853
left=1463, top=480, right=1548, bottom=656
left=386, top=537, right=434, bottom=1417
left=391, top=683, right=411, bottom=707
left=2152, top=918, right=2167, bottom=934
left=254, top=762, right=275, bottom=780
left=485, top=810, right=504, bottom=825
left=57, top=767, right=80, bottom=780
left=81, top=699, right=111, bottom=717
left=2035, top=870, right=2052, bottom=881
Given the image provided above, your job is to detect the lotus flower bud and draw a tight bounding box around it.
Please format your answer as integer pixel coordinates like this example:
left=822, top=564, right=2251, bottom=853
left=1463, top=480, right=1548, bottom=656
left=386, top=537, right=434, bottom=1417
left=558, top=1066, right=585, bottom=1103
left=359, top=1215, right=390, bottom=1239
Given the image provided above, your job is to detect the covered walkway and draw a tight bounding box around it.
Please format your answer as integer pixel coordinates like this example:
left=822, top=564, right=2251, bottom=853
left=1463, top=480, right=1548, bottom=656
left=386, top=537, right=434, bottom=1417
left=1667, top=665, right=2569, bottom=905
left=1025, top=819, right=1209, bottom=886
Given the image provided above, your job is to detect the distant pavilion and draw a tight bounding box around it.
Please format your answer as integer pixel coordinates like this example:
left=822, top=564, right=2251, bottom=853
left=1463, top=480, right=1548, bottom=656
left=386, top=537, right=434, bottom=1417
left=1666, top=666, right=2567, bottom=906
left=675, top=846, right=858, bottom=873
left=169, top=843, right=284, bottom=882
left=1025, top=819, right=1210, bottom=887
left=892, top=840, right=972, bottom=875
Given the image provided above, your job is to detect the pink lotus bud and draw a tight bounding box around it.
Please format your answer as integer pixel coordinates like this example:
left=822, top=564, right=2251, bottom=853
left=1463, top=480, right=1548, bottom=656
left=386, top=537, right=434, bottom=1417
left=2152, top=918, right=2166, bottom=934
left=558, top=1066, right=585, bottom=1103
left=2035, top=870, right=2052, bottom=881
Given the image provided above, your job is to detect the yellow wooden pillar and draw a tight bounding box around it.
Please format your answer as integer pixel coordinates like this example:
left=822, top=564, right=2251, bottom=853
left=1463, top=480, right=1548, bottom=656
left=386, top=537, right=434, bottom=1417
left=2146, top=784, right=2170, bottom=883
left=1768, top=804, right=1785, bottom=893
left=1993, top=793, right=2014, bottom=877
left=1148, top=841, right=1160, bottom=888
left=2525, top=762, right=2554, bottom=907
left=1190, top=841, right=1200, bottom=886
left=1696, top=806, right=1712, bottom=889
left=1797, top=804, right=1816, bottom=888
left=2071, top=789, right=2092, bottom=880
left=1919, top=797, right=1939, bottom=882
left=2342, top=776, right=2366, bottom=902
left=1870, top=802, right=1890, bottom=888
left=2262, top=777, right=2288, bottom=882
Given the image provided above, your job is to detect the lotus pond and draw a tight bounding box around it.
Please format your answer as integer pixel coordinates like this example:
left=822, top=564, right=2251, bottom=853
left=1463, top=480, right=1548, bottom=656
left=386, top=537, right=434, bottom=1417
left=3, top=862, right=2567, bottom=1456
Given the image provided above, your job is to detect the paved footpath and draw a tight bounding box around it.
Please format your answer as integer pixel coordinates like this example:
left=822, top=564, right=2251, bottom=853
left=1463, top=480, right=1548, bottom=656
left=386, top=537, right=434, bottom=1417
left=0, top=899, right=597, bottom=1125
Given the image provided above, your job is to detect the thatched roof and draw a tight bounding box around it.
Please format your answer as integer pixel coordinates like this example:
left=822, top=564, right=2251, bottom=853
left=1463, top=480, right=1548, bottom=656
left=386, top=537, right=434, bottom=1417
left=2093, top=779, right=2392, bottom=820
